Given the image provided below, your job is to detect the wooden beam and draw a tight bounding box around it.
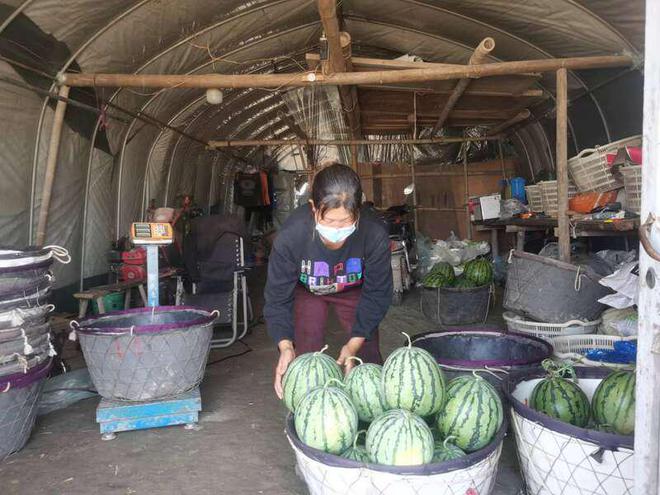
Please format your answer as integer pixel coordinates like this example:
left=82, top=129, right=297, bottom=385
left=317, top=0, right=362, bottom=170
left=307, top=52, right=465, bottom=71
left=208, top=135, right=500, bottom=149
left=556, top=68, right=570, bottom=263
left=36, top=85, right=70, bottom=245
left=59, top=55, right=634, bottom=89
left=487, top=109, right=532, bottom=136
left=432, top=38, right=495, bottom=134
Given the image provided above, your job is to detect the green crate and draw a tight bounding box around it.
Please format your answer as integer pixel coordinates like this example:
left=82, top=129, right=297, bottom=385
left=92, top=291, right=125, bottom=314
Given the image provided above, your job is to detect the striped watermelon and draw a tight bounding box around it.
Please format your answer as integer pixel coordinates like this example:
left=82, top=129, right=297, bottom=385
left=436, top=374, right=503, bottom=452
left=282, top=345, right=342, bottom=412
left=432, top=436, right=466, bottom=463
left=452, top=275, right=476, bottom=289
left=366, top=409, right=434, bottom=466
left=294, top=378, right=358, bottom=454
left=424, top=262, right=455, bottom=287
left=530, top=360, right=590, bottom=428
left=341, top=430, right=370, bottom=462
left=463, top=258, right=493, bottom=286
left=382, top=332, right=446, bottom=416
left=530, top=375, right=590, bottom=427
left=344, top=357, right=388, bottom=422
left=592, top=370, right=635, bottom=435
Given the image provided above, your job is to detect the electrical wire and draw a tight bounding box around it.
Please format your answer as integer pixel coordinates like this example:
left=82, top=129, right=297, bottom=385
left=205, top=340, right=254, bottom=367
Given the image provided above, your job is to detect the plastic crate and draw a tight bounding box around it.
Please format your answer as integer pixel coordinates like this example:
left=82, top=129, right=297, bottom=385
left=568, top=135, right=642, bottom=192
left=524, top=185, right=543, bottom=213
left=620, top=165, right=642, bottom=214
left=551, top=334, right=636, bottom=370
left=503, top=311, right=600, bottom=340
left=538, top=180, right=578, bottom=218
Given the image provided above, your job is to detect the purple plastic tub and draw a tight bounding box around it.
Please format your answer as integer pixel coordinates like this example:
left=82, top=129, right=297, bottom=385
left=411, top=327, right=552, bottom=394
left=0, top=358, right=52, bottom=460
left=76, top=306, right=215, bottom=401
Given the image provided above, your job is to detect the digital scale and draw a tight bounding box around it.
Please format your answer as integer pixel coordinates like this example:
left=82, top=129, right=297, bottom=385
left=96, top=222, right=202, bottom=440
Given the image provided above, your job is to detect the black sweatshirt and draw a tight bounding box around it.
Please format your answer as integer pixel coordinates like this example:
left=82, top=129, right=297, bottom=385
left=264, top=204, right=393, bottom=344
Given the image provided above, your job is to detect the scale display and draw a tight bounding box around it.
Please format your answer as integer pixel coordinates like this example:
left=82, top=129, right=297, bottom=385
left=130, top=222, right=173, bottom=245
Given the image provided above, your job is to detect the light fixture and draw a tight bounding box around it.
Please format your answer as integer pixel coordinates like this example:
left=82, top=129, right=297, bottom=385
left=206, top=88, right=223, bottom=105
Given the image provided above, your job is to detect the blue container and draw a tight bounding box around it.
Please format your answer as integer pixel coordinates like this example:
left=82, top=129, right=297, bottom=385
left=510, top=177, right=527, bottom=203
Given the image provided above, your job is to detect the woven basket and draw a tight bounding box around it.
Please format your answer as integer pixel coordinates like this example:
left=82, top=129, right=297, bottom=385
left=551, top=334, right=636, bottom=370
left=502, top=311, right=599, bottom=340
left=620, top=166, right=642, bottom=214
left=538, top=181, right=578, bottom=217
left=525, top=185, right=544, bottom=213
left=568, top=135, right=642, bottom=193
left=504, top=368, right=634, bottom=495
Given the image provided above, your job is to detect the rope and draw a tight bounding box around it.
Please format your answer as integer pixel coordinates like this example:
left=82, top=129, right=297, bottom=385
left=437, top=363, right=506, bottom=381
left=1, top=382, right=9, bottom=393
left=574, top=266, right=584, bottom=292
left=21, top=328, right=33, bottom=355
left=43, top=245, right=71, bottom=264
left=507, top=249, right=515, bottom=264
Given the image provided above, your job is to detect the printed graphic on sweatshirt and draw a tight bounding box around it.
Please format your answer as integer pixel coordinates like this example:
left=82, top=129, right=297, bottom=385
left=299, top=257, right=363, bottom=294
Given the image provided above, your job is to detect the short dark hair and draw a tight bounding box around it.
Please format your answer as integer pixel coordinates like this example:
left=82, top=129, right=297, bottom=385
left=311, top=162, right=362, bottom=220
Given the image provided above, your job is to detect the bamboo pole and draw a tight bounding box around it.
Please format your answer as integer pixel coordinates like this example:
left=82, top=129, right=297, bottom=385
left=556, top=68, right=570, bottom=262
left=432, top=38, right=495, bottom=134
left=463, top=148, right=472, bottom=239
left=36, top=85, right=70, bottom=246
left=497, top=139, right=508, bottom=179
left=58, top=55, right=633, bottom=89
left=208, top=135, right=500, bottom=149
left=487, top=109, right=531, bottom=136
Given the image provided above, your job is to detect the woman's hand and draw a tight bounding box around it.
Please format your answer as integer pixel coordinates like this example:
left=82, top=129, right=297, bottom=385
left=274, top=340, right=296, bottom=399
left=337, top=337, right=365, bottom=374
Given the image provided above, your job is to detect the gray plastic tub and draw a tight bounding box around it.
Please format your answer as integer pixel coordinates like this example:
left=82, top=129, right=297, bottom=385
left=504, top=251, right=611, bottom=323
left=76, top=306, right=215, bottom=401
left=420, top=284, right=491, bottom=326
left=411, top=328, right=552, bottom=394
left=0, top=358, right=51, bottom=460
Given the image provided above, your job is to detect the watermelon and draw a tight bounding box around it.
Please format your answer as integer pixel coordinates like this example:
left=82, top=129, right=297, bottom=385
left=282, top=345, right=343, bottom=412
left=591, top=370, right=635, bottom=435
left=366, top=409, right=434, bottom=466
left=529, top=360, right=590, bottom=428
left=341, top=430, right=370, bottom=462
left=382, top=332, right=446, bottom=416
left=463, top=258, right=493, bottom=286
left=432, top=436, right=466, bottom=463
left=452, top=275, right=476, bottom=289
left=426, top=262, right=456, bottom=287
left=436, top=374, right=503, bottom=452
left=344, top=357, right=388, bottom=422
left=294, top=378, right=358, bottom=455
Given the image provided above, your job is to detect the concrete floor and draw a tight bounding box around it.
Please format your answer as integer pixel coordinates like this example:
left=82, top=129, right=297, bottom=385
left=0, top=284, right=525, bottom=495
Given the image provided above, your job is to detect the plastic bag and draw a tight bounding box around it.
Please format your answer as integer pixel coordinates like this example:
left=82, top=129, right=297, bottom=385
left=584, top=340, right=636, bottom=364
left=598, top=262, right=639, bottom=309
left=600, top=307, right=638, bottom=336
left=499, top=199, right=528, bottom=219
left=37, top=368, right=97, bottom=416
left=415, top=232, right=490, bottom=276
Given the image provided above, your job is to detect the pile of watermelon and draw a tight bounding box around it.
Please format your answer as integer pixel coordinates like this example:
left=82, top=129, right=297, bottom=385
left=529, top=360, right=635, bottom=435
left=283, top=334, right=504, bottom=466
left=422, top=258, right=494, bottom=289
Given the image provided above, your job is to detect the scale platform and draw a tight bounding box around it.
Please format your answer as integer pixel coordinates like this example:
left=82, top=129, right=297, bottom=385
left=96, top=388, right=201, bottom=440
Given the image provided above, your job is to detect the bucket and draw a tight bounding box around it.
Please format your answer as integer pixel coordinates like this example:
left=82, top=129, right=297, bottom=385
left=0, top=358, right=52, bottom=460
left=0, top=305, right=53, bottom=331
left=91, top=292, right=125, bottom=314
left=411, top=328, right=552, bottom=393
left=420, top=284, right=491, bottom=326
left=504, top=251, right=610, bottom=323
left=75, top=306, right=215, bottom=401
left=0, top=279, right=51, bottom=313
left=503, top=367, right=634, bottom=494
left=509, top=177, right=527, bottom=203
left=285, top=413, right=507, bottom=495
left=0, top=260, right=53, bottom=296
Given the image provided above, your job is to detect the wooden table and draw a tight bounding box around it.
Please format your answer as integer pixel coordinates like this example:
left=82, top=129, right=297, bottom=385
left=476, top=217, right=639, bottom=254
left=73, top=269, right=184, bottom=318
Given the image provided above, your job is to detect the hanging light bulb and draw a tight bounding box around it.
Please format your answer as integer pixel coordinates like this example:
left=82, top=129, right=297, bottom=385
left=206, top=88, right=223, bottom=105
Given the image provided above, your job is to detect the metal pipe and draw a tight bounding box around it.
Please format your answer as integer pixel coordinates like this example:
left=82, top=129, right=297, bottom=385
left=208, top=135, right=500, bottom=148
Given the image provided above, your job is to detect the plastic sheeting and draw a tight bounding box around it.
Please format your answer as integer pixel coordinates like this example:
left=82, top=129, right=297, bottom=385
left=0, top=0, right=646, bottom=289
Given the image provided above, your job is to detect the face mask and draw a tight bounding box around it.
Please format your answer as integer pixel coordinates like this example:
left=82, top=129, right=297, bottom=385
left=315, top=222, right=356, bottom=243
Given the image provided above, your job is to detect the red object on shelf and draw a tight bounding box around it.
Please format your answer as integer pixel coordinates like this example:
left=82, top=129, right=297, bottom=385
left=118, top=264, right=146, bottom=282
left=121, top=248, right=146, bottom=265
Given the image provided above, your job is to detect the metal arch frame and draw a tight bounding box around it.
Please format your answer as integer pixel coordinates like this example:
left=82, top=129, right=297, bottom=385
left=79, top=118, right=102, bottom=290
left=112, top=22, right=321, bottom=236
left=0, top=0, right=640, bottom=244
